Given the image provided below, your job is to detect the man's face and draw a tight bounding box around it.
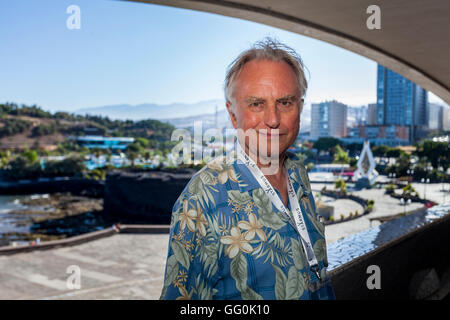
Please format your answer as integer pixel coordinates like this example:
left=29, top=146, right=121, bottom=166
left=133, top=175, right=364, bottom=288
left=226, top=59, right=303, bottom=159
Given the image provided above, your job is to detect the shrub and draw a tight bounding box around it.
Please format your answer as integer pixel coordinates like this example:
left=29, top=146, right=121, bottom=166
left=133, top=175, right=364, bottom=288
left=0, top=118, right=32, bottom=137
left=4, top=156, right=42, bottom=180
left=31, top=123, right=57, bottom=137
left=402, top=183, right=416, bottom=197
left=385, top=184, right=396, bottom=194
left=334, top=178, right=347, bottom=195
left=43, top=156, right=86, bottom=178
left=87, top=168, right=106, bottom=180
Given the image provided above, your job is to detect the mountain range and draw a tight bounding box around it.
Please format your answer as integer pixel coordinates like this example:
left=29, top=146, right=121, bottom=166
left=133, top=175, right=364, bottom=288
left=75, top=99, right=225, bottom=121
left=74, top=99, right=367, bottom=131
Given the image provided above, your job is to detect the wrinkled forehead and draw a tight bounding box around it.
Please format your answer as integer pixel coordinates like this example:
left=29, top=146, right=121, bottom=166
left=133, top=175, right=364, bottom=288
left=233, top=59, right=301, bottom=100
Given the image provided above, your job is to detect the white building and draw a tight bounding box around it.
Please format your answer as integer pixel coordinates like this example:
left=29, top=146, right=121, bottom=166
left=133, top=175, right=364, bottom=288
left=428, top=103, right=443, bottom=130
left=311, top=100, right=347, bottom=139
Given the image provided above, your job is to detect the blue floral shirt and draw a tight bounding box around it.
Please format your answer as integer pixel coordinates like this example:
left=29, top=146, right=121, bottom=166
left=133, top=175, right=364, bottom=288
left=160, top=151, right=335, bottom=300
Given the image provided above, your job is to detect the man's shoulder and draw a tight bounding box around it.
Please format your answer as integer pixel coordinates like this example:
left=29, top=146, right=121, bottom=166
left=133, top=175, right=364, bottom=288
left=189, top=154, right=238, bottom=184
left=179, top=154, right=239, bottom=203
left=286, top=151, right=306, bottom=170
left=285, top=151, right=312, bottom=189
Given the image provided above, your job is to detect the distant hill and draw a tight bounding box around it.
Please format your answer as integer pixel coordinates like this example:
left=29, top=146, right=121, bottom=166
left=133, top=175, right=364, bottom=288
left=161, top=101, right=313, bottom=132
left=75, top=99, right=225, bottom=121
left=0, top=103, right=176, bottom=151
left=161, top=108, right=232, bottom=129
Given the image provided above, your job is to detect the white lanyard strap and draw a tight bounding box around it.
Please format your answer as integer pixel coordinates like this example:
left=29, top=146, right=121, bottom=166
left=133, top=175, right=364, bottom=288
left=236, top=143, right=319, bottom=270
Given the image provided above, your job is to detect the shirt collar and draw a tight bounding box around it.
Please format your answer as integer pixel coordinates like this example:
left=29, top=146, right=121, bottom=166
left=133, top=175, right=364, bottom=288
left=232, top=159, right=262, bottom=192
left=230, top=151, right=303, bottom=192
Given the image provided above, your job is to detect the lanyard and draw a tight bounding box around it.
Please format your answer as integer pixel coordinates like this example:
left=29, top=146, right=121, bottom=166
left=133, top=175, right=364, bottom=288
left=236, top=142, right=322, bottom=280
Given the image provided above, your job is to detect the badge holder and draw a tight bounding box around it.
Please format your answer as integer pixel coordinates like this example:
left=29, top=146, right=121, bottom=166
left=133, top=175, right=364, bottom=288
left=309, top=266, right=336, bottom=300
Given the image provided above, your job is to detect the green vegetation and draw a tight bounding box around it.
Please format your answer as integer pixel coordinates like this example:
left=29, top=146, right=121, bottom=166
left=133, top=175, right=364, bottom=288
left=402, top=183, right=418, bottom=198
left=384, top=184, right=396, bottom=194
left=367, top=199, right=375, bottom=212
left=371, top=145, right=406, bottom=158
left=0, top=102, right=176, bottom=154
left=0, top=102, right=181, bottom=180
left=0, top=150, right=11, bottom=168
left=334, top=178, right=347, bottom=195
left=385, top=151, right=411, bottom=178
left=3, top=155, right=86, bottom=181
left=43, top=156, right=86, bottom=178
left=414, top=140, right=449, bottom=172
left=0, top=118, right=32, bottom=137
left=333, top=145, right=350, bottom=164
left=0, top=103, right=53, bottom=118
left=31, top=123, right=58, bottom=137
left=313, top=137, right=342, bottom=153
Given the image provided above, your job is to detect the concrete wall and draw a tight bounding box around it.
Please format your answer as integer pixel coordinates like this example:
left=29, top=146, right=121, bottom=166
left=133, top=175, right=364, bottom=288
left=329, top=212, right=450, bottom=299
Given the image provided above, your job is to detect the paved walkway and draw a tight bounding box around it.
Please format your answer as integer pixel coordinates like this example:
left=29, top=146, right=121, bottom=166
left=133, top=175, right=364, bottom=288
left=312, top=181, right=449, bottom=243
left=1, top=179, right=448, bottom=300
left=0, top=234, right=169, bottom=300
left=319, top=195, right=365, bottom=219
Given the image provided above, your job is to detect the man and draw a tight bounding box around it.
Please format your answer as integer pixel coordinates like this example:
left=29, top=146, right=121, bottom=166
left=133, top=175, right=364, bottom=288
left=160, top=38, right=335, bottom=300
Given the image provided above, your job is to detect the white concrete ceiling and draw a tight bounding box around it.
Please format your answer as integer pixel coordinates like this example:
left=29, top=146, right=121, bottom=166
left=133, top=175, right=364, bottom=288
left=127, top=0, right=450, bottom=104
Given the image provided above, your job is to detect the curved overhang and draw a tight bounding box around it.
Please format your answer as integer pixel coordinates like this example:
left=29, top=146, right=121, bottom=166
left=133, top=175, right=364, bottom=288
left=125, top=0, right=450, bottom=104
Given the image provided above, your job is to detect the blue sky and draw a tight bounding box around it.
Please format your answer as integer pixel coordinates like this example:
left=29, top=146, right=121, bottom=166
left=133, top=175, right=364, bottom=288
left=0, top=0, right=445, bottom=113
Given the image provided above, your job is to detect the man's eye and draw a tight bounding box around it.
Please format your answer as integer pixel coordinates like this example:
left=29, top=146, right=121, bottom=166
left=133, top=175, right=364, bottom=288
left=250, top=102, right=262, bottom=107
left=279, top=101, right=292, bottom=107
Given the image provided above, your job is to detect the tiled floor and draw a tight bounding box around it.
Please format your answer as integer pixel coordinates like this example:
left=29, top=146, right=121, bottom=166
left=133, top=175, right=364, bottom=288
left=0, top=233, right=169, bottom=300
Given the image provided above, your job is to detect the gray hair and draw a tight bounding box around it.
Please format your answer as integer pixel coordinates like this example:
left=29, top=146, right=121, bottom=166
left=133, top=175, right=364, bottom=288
left=224, top=37, right=308, bottom=110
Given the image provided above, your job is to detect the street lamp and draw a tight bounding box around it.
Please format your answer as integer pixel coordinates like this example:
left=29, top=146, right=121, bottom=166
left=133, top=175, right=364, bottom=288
left=407, top=169, right=414, bottom=182
left=389, top=172, right=397, bottom=183
left=421, top=178, right=430, bottom=201
left=400, top=198, right=411, bottom=215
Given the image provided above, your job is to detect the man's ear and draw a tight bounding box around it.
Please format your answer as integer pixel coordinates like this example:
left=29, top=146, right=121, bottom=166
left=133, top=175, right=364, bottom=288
left=226, top=101, right=237, bottom=129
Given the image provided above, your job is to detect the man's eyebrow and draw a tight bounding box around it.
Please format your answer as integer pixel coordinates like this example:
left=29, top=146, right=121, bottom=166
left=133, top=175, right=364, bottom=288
left=244, top=95, right=298, bottom=103
left=245, top=96, right=265, bottom=103
left=276, top=94, right=298, bottom=101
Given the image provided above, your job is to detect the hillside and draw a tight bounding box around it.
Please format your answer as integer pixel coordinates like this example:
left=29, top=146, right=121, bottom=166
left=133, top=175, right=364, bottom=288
left=0, top=103, right=176, bottom=151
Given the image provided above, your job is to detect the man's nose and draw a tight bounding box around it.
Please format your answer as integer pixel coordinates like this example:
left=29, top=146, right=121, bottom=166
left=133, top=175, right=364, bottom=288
left=264, top=103, right=280, bottom=128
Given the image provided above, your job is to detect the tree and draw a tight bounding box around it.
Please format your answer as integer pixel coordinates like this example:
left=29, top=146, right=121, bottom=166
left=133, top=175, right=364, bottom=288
left=333, top=145, right=350, bottom=164
left=21, top=149, right=39, bottom=163
left=4, top=156, right=42, bottom=180
left=0, top=150, right=11, bottom=168
left=415, top=140, right=449, bottom=171
left=143, top=150, right=152, bottom=164
left=134, top=137, right=150, bottom=149
left=372, top=145, right=390, bottom=157
left=43, top=156, right=86, bottom=178
left=386, top=148, right=402, bottom=158
left=313, top=137, right=342, bottom=153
